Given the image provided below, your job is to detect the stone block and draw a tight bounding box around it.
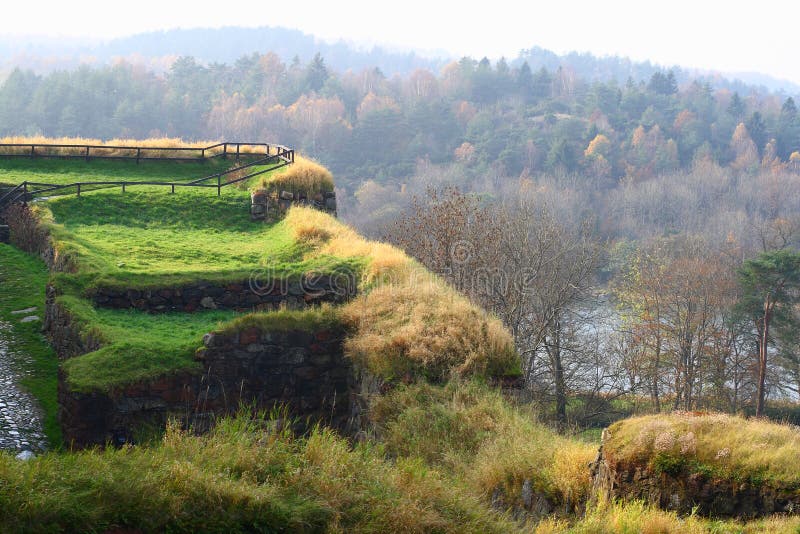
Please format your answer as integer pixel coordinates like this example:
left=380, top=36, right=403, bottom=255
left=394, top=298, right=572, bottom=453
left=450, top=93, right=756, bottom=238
left=239, top=327, right=260, bottom=345
left=281, top=348, right=306, bottom=365
left=294, top=366, right=319, bottom=380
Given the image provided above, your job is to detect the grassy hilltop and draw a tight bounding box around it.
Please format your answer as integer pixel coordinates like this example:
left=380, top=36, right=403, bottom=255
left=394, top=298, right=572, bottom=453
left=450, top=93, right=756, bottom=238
left=2, top=143, right=800, bottom=532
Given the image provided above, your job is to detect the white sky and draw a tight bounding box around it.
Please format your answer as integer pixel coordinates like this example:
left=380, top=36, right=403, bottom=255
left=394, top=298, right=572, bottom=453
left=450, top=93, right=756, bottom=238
left=3, top=0, right=800, bottom=84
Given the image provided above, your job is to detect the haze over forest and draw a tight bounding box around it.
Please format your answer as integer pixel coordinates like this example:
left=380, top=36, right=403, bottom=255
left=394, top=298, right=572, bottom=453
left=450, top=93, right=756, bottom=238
left=8, top=15, right=800, bottom=531
left=4, top=23, right=800, bottom=421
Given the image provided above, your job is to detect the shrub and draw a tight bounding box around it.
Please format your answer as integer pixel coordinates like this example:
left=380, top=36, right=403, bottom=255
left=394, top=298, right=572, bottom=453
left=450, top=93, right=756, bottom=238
left=260, top=156, right=335, bottom=195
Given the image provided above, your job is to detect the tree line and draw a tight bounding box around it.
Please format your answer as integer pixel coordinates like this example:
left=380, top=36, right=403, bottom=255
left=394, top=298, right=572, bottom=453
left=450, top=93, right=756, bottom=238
left=3, top=49, right=800, bottom=424
left=1, top=51, right=800, bottom=191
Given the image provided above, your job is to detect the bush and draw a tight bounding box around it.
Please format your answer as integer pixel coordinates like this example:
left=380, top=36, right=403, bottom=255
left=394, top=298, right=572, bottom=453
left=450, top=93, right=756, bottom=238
left=260, top=156, right=335, bottom=195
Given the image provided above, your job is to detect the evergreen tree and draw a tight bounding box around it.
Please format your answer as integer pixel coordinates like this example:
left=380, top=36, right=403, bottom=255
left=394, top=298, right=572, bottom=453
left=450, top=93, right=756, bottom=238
left=727, top=92, right=746, bottom=120
left=305, top=53, right=329, bottom=93
left=746, top=111, right=768, bottom=156
left=736, top=250, right=800, bottom=416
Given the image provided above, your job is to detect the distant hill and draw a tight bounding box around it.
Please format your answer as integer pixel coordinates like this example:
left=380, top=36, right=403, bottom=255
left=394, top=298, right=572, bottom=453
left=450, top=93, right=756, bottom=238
left=0, top=26, right=798, bottom=96
left=515, top=46, right=800, bottom=96
left=0, top=26, right=447, bottom=76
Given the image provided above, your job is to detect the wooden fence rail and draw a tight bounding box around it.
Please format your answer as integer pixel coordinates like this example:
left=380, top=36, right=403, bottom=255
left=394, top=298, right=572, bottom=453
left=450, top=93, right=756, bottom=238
left=0, top=141, right=295, bottom=164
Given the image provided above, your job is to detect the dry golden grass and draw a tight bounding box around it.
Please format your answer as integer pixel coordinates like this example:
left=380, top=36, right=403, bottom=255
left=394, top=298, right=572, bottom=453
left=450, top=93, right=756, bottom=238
left=0, top=136, right=266, bottom=158
left=537, top=500, right=800, bottom=533
left=470, top=408, right=595, bottom=502
left=573, top=500, right=710, bottom=534
left=371, top=381, right=596, bottom=508
left=259, top=155, right=335, bottom=194
left=283, top=206, right=518, bottom=379
left=605, top=412, right=800, bottom=485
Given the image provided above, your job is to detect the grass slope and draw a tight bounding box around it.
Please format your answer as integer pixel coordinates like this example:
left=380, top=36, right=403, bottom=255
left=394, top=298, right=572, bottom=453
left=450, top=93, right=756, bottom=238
left=0, top=244, right=60, bottom=445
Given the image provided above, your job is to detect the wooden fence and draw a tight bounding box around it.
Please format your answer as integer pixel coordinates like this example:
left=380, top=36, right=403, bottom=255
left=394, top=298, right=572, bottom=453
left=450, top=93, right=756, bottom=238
left=0, top=142, right=295, bottom=208
left=0, top=141, right=294, bottom=163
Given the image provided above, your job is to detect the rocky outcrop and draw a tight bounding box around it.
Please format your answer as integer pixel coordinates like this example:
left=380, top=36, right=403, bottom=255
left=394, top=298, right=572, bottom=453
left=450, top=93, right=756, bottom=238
left=590, top=429, right=800, bottom=519
left=250, top=189, right=336, bottom=222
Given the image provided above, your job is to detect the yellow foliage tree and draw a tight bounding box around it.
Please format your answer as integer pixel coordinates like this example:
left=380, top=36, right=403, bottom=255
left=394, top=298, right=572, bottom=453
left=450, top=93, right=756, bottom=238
left=584, top=134, right=611, bottom=158
left=356, top=92, right=400, bottom=120
left=730, top=123, right=759, bottom=172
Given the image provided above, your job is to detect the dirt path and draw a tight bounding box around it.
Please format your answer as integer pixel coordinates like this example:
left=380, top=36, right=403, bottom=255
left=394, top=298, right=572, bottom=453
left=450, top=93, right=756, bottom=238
left=0, top=321, right=47, bottom=453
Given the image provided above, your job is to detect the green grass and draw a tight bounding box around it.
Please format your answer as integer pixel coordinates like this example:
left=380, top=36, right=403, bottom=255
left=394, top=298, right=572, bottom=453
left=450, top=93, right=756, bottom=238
left=27, top=181, right=363, bottom=392
left=56, top=295, right=238, bottom=393
left=40, top=188, right=361, bottom=291
left=217, top=305, right=344, bottom=335
left=0, top=244, right=60, bottom=445
left=0, top=157, right=232, bottom=188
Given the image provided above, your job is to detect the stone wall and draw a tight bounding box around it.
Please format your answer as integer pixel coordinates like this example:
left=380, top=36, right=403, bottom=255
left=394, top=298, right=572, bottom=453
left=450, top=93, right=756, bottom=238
left=250, top=189, right=337, bottom=222
left=197, top=325, right=352, bottom=425
left=58, top=322, right=355, bottom=448
left=2, top=203, right=74, bottom=272
left=91, top=274, right=355, bottom=313
left=590, top=432, right=800, bottom=519
left=44, top=287, right=103, bottom=359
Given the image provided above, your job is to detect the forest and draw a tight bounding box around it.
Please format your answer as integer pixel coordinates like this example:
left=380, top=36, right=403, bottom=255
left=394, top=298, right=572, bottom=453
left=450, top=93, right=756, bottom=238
left=3, top=47, right=800, bottom=427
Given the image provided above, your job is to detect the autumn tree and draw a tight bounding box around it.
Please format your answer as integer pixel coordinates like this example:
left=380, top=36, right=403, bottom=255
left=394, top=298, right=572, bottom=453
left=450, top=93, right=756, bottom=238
left=614, top=238, right=738, bottom=411
left=730, top=123, right=759, bottom=172
left=388, top=186, right=601, bottom=425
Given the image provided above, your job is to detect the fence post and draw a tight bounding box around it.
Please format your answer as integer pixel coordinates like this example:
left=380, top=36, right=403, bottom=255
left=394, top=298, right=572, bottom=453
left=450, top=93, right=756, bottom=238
left=85, top=146, right=90, bottom=162
left=223, top=143, right=227, bottom=159
left=122, top=183, right=126, bottom=193
left=217, top=174, right=221, bottom=196
left=171, top=184, right=175, bottom=194
left=236, top=143, right=240, bottom=161
left=201, top=147, right=205, bottom=159
left=136, top=148, right=141, bottom=164
left=77, top=184, right=81, bottom=197
left=30, top=145, right=35, bottom=159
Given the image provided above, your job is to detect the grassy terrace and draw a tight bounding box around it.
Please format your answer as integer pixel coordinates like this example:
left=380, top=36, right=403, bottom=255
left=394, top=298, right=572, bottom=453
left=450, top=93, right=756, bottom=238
left=2, top=155, right=515, bottom=395
left=37, top=190, right=361, bottom=392
left=41, top=189, right=359, bottom=289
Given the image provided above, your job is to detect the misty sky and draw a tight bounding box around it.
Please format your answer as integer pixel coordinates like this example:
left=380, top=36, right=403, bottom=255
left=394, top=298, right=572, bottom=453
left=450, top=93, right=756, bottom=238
left=4, top=0, right=800, bottom=84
